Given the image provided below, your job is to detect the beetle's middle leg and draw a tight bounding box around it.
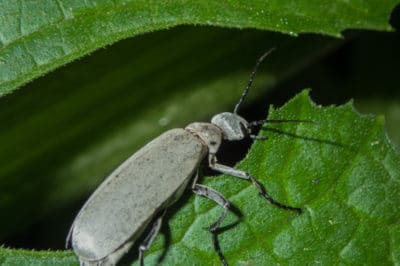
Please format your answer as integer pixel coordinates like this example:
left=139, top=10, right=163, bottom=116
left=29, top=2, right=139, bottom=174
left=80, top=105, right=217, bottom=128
left=139, top=209, right=167, bottom=266
left=208, top=154, right=302, bottom=213
left=192, top=171, right=230, bottom=266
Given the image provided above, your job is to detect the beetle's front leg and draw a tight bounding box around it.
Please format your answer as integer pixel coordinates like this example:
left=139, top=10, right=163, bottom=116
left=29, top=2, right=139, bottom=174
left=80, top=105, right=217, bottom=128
left=208, top=154, right=302, bottom=213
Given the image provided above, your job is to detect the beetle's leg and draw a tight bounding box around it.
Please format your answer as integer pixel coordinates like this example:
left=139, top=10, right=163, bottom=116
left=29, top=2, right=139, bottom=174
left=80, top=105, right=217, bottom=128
left=65, top=223, right=74, bottom=249
left=192, top=184, right=230, bottom=232
left=139, top=209, right=167, bottom=266
left=208, top=154, right=302, bottom=213
left=192, top=182, right=230, bottom=266
left=249, top=134, right=268, bottom=140
left=246, top=123, right=268, bottom=140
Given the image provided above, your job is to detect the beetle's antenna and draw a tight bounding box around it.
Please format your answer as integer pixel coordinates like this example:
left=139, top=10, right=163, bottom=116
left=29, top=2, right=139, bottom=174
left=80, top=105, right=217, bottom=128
left=247, top=119, right=315, bottom=139
left=249, top=119, right=315, bottom=126
left=233, top=48, right=276, bottom=114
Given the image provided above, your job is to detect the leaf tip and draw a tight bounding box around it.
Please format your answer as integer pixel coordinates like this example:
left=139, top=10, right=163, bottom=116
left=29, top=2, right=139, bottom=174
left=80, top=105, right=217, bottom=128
left=286, top=88, right=316, bottom=108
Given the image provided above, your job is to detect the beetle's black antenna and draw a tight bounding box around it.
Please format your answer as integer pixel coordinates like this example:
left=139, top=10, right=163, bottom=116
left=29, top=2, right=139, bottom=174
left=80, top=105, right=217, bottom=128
left=249, top=119, right=315, bottom=126
left=233, top=47, right=276, bottom=114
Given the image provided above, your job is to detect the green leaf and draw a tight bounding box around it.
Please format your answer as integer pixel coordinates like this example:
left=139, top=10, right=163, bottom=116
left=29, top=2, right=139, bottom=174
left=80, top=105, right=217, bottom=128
left=139, top=90, right=400, bottom=265
left=0, top=0, right=397, bottom=96
left=0, top=248, right=76, bottom=266
left=2, top=90, right=399, bottom=265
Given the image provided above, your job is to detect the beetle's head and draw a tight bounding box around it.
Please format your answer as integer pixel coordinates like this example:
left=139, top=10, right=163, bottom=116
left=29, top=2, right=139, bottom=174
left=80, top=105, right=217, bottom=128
left=211, top=112, right=249, bottom=141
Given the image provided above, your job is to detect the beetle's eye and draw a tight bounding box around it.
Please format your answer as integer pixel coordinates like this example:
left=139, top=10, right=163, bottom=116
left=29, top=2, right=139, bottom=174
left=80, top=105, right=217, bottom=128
left=240, top=122, right=248, bottom=133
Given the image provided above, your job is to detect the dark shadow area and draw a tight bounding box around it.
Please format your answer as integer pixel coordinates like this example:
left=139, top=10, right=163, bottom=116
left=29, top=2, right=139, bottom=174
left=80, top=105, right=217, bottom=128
left=4, top=196, right=87, bottom=250
left=254, top=30, right=400, bottom=107
left=390, top=3, right=400, bottom=31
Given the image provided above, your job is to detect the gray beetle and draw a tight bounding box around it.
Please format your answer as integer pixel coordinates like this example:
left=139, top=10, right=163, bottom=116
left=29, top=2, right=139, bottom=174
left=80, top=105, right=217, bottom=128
left=66, top=49, right=303, bottom=266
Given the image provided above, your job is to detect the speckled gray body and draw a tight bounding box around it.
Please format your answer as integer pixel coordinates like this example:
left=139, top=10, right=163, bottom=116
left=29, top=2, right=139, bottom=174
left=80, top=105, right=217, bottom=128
left=69, top=128, right=207, bottom=264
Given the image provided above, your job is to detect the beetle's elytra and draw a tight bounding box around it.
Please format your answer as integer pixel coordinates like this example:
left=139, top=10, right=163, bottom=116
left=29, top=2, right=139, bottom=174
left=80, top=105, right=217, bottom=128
left=67, top=49, right=303, bottom=266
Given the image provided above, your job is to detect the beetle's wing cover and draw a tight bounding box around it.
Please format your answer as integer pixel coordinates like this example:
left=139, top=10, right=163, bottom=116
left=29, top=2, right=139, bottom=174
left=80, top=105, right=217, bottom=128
left=71, top=128, right=206, bottom=261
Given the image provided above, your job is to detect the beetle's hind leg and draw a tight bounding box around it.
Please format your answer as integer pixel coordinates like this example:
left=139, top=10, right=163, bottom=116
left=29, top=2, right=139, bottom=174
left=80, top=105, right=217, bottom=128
left=192, top=174, right=230, bottom=266
left=139, top=209, right=167, bottom=266
left=208, top=154, right=302, bottom=213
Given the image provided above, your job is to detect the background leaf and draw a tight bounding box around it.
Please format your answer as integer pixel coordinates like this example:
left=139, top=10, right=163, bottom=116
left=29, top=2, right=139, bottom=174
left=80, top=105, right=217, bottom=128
left=0, top=0, right=397, bottom=96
